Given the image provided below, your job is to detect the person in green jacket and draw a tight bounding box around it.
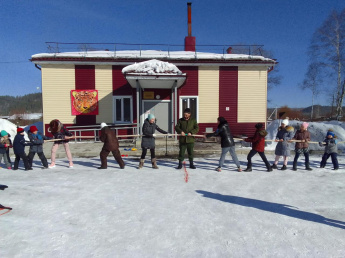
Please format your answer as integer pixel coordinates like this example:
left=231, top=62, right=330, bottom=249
left=175, top=108, right=199, bottom=169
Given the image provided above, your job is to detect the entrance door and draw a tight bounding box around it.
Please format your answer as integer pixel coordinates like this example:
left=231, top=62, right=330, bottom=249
left=143, top=101, right=171, bottom=133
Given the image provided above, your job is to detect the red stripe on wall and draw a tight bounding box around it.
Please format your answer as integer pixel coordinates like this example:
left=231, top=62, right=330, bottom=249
left=178, top=66, right=198, bottom=96
left=75, top=65, right=95, bottom=89
left=219, top=66, right=238, bottom=130
left=75, top=65, right=96, bottom=125
left=112, top=66, right=133, bottom=95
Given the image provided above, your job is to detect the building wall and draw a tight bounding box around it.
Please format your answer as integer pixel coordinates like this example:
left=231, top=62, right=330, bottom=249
left=198, top=66, right=219, bottom=124
left=41, top=64, right=75, bottom=127
left=95, top=65, right=113, bottom=124
left=238, top=66, right=267, bottom=123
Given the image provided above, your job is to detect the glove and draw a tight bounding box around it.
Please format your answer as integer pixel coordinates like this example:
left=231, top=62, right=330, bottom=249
left=319, top=142, right=323, bottom=147
left=152, top=134, right=156, bottom=137
left=4, top=144, right=8, bottom=148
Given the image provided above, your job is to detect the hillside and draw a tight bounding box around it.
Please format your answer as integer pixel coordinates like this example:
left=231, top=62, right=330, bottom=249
left=0, top=93, right=42, bottom=115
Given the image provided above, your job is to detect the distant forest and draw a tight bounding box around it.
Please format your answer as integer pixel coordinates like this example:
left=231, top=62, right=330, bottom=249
left=0, top=93, right=42, bottom=116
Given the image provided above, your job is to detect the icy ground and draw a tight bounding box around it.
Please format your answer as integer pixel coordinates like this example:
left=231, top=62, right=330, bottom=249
left=0, top=154, right=344, bottom=258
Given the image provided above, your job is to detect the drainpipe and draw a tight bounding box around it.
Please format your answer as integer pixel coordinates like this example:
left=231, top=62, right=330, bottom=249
left=35, top=64, right=41, bottom=70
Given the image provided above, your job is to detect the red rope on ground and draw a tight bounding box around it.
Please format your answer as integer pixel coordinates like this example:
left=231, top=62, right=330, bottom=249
left=0, top=208, right=12, bottom=216
left=183, top=161, right=189, bottom=183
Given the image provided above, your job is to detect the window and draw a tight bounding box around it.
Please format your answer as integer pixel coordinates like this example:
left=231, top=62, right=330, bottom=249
left=114, top=96, right=133, bottom=123
left=180, top=96, right=198, bottom=120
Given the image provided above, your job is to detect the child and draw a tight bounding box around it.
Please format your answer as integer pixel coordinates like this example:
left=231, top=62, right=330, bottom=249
left=99, top=122, right=125, bottom=169
left=139, top=114, right=168, bottom=169
left=28, top=125, right=52, bottom=169
left=244, top=123, right=272, bottom=172
left=206, top=117, right=242, bottom=172
left=271, top=119, right=294, bottom=170
left=292, top=122, right=312, bottom=171
left=13, top=128, right=32, bottom=171
left=319, top=130, right=339, bottom=170
left=0, top=130, right=12, bottom=169
left=49, top=119, right=74, bottom=168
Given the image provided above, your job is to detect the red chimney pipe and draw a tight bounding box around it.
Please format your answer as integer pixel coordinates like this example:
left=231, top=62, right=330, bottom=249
left=187, top=2, right=192, bottom=36
left=185, top=2, right=196, bottom=52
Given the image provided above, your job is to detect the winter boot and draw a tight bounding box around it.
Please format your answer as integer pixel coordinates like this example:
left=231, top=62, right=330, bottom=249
left=267, top=167, right=273, bottom=172
left=176, top=161, right=183, bottom=169
left=305, top=163, right=312, bottom=171
left=151, top=158, right=159, bottom=169
left=190, top=161, right=196, bottom=169
left=292, top=162, right=297, bottom=171
left=138, top=159, right=145, bottom=169
left=271, top=164, right=278, bottom=169
left=280, top=165, right=287, bottom=170
left=244, top=166, right=252, bottom=172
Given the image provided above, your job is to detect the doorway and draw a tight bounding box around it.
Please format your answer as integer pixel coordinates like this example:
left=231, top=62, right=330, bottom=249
left=142, top=100, right=172, bottom=133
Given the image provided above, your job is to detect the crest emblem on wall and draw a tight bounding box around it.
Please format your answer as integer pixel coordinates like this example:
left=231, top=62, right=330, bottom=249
left=71, top=90, right=99, bottom=115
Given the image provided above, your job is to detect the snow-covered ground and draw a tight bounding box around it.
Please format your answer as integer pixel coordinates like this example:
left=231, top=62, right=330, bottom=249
left=0, top=154, right=344, bottom=257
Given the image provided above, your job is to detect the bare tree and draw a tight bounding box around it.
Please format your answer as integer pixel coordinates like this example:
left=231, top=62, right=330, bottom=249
left=309, top=8, right=345, bottom=119
left=300, top=62, right=323, bottom=120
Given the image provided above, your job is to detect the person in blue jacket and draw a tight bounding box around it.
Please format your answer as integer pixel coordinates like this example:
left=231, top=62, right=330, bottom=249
left=13, top=128, right=33, bottom=171
left=28, top=125, right=52, bottom=169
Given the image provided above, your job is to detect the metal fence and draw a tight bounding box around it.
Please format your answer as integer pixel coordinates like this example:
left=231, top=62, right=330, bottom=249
left=45, top=42, right=265, bottom=57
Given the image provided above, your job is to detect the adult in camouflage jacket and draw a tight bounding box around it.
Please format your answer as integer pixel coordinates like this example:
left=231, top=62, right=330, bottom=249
left=174, top=108, right=199, bottom=169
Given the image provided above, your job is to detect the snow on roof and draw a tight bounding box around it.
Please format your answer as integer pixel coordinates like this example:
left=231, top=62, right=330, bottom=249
left=31, top=50, right=275, bottom=63
left=122, top=59, right=184, bottom=75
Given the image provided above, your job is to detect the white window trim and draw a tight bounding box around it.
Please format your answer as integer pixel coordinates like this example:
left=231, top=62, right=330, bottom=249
left=113, top=95, right=133, bottom=123
left=179, top=96, right=199, bottom=121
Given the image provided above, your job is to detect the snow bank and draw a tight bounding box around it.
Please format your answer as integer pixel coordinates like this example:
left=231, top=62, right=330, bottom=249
left=0, top=119, right=21, bottom=140
left=0, top=119, right=44, bottom=141
left=266, top=120, right=345, bottom=151
left=122, top=59, right=184, bottom=75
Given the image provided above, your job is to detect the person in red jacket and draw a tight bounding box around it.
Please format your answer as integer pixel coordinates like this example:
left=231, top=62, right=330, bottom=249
left=244, top=123, right=272, bottom=172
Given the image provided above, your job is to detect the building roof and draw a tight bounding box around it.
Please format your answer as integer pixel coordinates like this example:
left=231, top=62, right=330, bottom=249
left=31, top=50, right=276, bottom=66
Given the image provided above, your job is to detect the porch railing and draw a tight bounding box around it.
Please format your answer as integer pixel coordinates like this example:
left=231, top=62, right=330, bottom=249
left=66, top=123, right=137, bottom=144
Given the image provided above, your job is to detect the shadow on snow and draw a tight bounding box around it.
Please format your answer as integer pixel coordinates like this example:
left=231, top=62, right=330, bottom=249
left=196, top=190, right=345, bottom=230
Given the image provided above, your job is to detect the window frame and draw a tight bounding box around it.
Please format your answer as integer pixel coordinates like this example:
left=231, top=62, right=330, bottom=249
left=179, top=96, right=199, bottom=121
left=113, top=95, right=133, bottom=123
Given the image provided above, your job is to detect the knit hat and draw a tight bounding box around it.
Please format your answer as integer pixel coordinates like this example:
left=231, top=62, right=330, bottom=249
left=30, top=126, right=38, bottom=132
left=184, top=108, right=191, bottom=114
left=100, top=122, right=107, bottom=128
left=302, top=122, right=309, bottom=129
left=0, top=130, right=8, bottom=137
left=17, top=128, right=24, bottom=133
left=255, top=123, right=264, bottom=129
left=281, top=119, right=289, bottom=126
left=327, top=130, right=335, bottom=137
left=147, top=114, right=155, bottom=120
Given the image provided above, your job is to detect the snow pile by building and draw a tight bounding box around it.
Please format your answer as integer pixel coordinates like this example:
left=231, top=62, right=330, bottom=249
left=0, top=119, right=20, bottom=140
left=122, top=59, right=184, bottom=75
left=0, top=119, right=43, bottom=141
left=266, top=120, right=345, bottom=151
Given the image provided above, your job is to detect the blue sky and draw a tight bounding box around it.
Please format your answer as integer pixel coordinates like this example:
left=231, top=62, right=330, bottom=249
left=0, top=0, right=343, bottom=108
